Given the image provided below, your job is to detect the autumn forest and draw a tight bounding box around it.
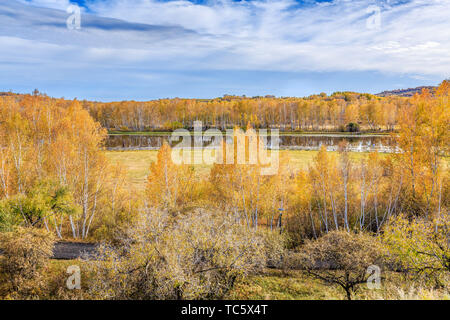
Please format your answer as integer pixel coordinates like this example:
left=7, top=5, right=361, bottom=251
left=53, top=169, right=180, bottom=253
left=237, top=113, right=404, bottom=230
left=88, top=91, right=402, bottom=132
left=0, top=81, right=448, bottom=300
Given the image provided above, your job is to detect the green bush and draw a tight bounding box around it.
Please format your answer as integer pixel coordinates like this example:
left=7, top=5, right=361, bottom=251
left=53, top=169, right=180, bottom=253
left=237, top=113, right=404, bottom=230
left=163, top=121, right=184, bottom=131
left=0, top=200, right=21, bottom=232
left=346, top=122, right=360, bottom=132
left=383, top=215, right=450, bottom=287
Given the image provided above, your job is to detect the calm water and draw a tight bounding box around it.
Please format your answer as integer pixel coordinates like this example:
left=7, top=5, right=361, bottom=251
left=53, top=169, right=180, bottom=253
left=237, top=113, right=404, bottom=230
left=106, top=134, right=396, bottom=153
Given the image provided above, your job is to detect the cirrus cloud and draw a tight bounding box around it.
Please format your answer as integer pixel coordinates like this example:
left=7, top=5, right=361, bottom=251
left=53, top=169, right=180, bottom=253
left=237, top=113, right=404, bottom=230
left=1, top=0, right=449, bottom=100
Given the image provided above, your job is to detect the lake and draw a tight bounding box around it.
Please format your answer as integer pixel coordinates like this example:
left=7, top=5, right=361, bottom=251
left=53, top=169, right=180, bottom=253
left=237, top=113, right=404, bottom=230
left=106, top=133, right=397, bottom=153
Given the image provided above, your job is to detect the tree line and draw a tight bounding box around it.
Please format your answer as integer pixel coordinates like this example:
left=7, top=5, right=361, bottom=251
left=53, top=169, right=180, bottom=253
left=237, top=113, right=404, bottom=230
left=2, top=89, right=411, bottom=132
left=86, top=92, right=405, bottom=132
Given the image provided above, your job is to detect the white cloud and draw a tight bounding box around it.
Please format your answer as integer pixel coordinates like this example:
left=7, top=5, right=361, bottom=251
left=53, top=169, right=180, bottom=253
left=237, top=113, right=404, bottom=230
left=1, top=0, right=450, bottom=85
left=79, top=0, right=450, bottom=76
left=17, top=0, right=71, bottom=10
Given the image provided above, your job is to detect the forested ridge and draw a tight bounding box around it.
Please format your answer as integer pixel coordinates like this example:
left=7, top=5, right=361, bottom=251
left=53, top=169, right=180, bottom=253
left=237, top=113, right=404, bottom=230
left=1, top=89, right=414, bottom=132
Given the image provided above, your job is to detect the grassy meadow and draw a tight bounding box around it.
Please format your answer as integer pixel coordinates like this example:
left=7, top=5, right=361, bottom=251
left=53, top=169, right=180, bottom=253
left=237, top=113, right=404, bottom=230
left=105, top=149, right=376, bottom=190
left=46, top=259, right=448, bottom=300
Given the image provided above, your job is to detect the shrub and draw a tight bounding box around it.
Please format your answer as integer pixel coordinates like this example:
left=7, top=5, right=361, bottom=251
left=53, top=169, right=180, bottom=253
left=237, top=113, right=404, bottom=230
left=87, top=209, right=268, bottom=300
left=163, top=121, right=183, bottom=131
left=0, top=227, right=55, bottom=299
left=346, top=122, right=360, bottom=132
left=0, top=200, right=21, bottom=232
left=257, top=229, right=287, bottom=269
left=383, top=214, right=450, bottom=286
left=294, top=230, right=386, bottom=300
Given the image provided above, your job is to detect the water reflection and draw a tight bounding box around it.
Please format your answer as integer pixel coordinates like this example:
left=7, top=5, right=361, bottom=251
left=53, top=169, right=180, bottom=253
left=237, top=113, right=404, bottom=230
left=106, top=134, right=396, bottom=153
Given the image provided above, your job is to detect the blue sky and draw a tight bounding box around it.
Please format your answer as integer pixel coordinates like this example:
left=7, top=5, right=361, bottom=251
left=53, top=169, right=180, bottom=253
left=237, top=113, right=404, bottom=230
left=0, top=0, right=449, bottom=101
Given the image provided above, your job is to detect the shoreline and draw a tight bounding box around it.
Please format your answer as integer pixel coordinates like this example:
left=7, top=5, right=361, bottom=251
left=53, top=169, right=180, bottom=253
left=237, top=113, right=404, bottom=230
left=108, top=130, right=395, bottom=137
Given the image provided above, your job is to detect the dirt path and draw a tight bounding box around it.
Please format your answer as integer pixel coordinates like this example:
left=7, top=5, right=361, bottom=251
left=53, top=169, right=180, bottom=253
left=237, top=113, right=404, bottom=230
left=51, top=242, right=99, bottom=260
left=0, top=241, right=99, bottom=260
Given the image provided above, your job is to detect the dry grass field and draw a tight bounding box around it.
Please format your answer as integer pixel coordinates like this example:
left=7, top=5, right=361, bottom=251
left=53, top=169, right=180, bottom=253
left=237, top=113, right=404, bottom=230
left=105, top=150, right=379, bottom=189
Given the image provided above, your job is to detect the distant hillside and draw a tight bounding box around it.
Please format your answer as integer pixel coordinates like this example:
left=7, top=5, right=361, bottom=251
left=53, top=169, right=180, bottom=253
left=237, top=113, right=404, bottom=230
left=376, top=86, right=436, bottom=97
left=0, top=92, right=16, bottom=97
